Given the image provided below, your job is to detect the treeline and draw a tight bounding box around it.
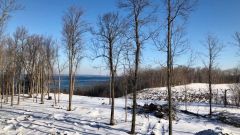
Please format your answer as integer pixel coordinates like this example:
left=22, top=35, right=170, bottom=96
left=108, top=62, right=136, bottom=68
left=137, top=66, right=240, bottom=89
left=81, top=66, right=240, bottom=98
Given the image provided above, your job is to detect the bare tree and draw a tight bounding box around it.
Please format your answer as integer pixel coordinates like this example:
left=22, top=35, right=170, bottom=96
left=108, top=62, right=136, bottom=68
left=44, top=37, right=55, bottom=100
left=183, top=51, right=195, bottom=111
left=55, top=44, right=67, bottom=104
left=25, top=35, right=41, bottom=98
left=122, top=44, right=134, bottom=122
left=92, top=12, right=126, bottom=125
left=0, top=41, right=5, bottom=108
left=5, top=36, right=19, bottom=106
left=62, top=6, right=87, bottom=111
left=0, top=39, right=12, bottom=107
left=161, top=1, right=196, bottom=134
left=118, top=0, right=155, bottom=133
left=38, top=45, right=47, bottom=104
left=0, top=0, right=22, bottom=107
left=13, top=26, right=28, bottom=105
left=203, top=34, right=223, bottom=117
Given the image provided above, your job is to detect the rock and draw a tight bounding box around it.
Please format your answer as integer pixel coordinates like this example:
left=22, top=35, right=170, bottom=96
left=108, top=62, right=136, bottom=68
left=47, top=96, right=52, bottom=100
left=137, top=103, right=177, bottom=120
left=154, top=111, right=164, bottom=118
left=195, top=129, right=219, bottom=135
left=149, top=103, right=158, bottom=111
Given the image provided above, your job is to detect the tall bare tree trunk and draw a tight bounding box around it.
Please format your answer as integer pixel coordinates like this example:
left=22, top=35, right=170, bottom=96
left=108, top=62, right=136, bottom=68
left=22, top=78, right=25, bottom=101
left=41, top=66, right=44, bottom=104
left=6, top=82, right=9, bottom=103
left=68, top=54, right=73, bottom=111
left=29, top=79, right=33, bottom=98
left=125, top=84, right=128, bottom=122
left=167, top=0, right=173, bottom=134
left=11, top=73, right=15, bottom=106
left=32, top=80, right=35, bottom=102
left=36, top=72, right=40, bottom=103
left=0, top=75, right=3, bottom=108
left=1, top=87, right=3, bottom=108
left=47, top=72, right=50, bottom=99
left=54, top=89, right=57, bottom=105
left=209, top=63, right=212, bottom=116
left=27, top=83, right=29, bottom=95
left=131, top=16, right=141, bottom=133
left=109, top=71, right=112, bottom=105
left=58, top=73, right=60, bottom=103
left=110, top=71, right=115, bottom=125
left=35, top=78, right=37, bottom=103
left=184, top=83, right=188, bottom=111
left=17, top=82, right=20, bottom=105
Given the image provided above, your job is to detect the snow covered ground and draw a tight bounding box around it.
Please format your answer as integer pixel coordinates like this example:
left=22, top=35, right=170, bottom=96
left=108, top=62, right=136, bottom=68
left=0, top=83, right=240, bottom=135
left=136, top=83, right=235, bottom=103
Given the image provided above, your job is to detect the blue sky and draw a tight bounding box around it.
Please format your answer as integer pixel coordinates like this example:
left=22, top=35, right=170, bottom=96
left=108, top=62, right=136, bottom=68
left=6, top=0, right=240, bottom=75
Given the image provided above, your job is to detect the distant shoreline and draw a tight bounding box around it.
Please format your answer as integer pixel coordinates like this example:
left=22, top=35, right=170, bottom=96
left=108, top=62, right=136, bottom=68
left=50, top=75, right=110, bottom=91
left=53, top=74, right=109, bottom=77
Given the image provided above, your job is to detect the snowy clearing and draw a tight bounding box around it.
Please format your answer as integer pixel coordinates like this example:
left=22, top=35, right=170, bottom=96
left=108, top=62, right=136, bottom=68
left=0, top=83, right=240, bottom=135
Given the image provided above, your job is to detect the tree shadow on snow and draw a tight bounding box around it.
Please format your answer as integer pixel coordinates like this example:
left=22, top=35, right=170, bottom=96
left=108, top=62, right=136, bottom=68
left=0, top=108, right=129, bottom=134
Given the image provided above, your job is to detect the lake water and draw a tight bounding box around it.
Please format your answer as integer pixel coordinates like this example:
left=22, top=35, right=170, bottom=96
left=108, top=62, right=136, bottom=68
left=51, top=75, right=109, bottom=90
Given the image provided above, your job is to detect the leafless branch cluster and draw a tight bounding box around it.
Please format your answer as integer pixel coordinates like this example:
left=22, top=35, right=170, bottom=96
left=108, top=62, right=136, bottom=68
left=0, top=0, right=23, bottom=39
left=234, top=32, right=240, bottom=55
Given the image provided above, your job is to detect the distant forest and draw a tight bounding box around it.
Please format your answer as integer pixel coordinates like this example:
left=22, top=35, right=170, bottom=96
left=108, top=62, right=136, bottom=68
left=77, top=66, right=240, bottom=98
